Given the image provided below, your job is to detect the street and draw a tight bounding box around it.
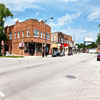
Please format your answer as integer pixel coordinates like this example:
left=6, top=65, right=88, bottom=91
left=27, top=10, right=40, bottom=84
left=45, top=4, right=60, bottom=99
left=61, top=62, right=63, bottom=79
left=0, top=53, right=100, bottom=100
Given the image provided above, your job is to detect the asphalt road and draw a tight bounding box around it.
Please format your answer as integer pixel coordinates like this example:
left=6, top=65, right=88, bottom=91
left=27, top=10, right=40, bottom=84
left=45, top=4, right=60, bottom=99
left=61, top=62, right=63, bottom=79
left=0, top=53, right=100, bottom=100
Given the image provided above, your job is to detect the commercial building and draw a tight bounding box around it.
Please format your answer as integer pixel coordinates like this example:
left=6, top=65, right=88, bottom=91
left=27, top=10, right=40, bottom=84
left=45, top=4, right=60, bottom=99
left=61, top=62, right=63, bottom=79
left=51, top=32, right=73, bottom=55
left=5, top=19, right=51, bottom=56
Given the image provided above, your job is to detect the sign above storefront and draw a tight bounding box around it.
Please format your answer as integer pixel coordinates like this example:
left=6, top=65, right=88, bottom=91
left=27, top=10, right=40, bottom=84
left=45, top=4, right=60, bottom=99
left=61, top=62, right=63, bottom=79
left=19, top=43, right=24, bottom=47
left=64, top=43, right=68, bottom=47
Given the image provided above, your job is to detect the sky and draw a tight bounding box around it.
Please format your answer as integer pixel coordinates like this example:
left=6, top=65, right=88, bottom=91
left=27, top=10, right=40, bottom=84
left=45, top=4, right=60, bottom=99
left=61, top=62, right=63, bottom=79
left=1, top=0, right=100, bottom=43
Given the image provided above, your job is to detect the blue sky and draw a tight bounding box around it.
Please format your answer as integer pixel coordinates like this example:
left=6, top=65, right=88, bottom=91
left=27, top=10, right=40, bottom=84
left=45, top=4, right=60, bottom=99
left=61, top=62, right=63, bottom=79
left=1, top=0, right=100, bottom=43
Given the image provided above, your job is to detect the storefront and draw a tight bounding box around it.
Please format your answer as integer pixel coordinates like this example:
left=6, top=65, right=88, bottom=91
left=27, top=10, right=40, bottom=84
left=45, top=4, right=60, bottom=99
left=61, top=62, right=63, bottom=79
left=24, top=42, right=42, bottom=56
left=51, top=43, right=58, bottom=54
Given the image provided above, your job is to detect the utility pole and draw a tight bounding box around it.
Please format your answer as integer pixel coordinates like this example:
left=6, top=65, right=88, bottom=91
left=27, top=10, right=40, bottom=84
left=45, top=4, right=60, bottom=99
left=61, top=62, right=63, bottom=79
left=42, top=17, right=53, bottom=57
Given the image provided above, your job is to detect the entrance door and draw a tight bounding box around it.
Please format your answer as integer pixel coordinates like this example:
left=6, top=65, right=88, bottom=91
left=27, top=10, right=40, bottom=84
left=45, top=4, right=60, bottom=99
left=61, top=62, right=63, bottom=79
left=29, top=42, right=35, bottom=55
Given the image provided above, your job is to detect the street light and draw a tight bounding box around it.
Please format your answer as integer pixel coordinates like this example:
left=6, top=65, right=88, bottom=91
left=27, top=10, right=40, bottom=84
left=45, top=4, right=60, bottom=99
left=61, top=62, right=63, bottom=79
left=42, top=17, right=53, bottom=57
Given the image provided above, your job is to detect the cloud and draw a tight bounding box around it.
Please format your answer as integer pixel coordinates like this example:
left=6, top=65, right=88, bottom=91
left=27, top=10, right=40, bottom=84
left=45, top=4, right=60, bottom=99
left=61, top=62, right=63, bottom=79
left=0, top=0, right=45, bottom=11
left=0, top=0, right=87, bottom=12
left=87, top=6, right=100, bottom=21
left=49, top=13, right=82, bottom=27
left=57, top=0, right=78, bottom=2
left=5, top=18, right=23, bottom=27
left=36, top=12, right=40, bottom=15
left=88, top=12, right=100, bottom=20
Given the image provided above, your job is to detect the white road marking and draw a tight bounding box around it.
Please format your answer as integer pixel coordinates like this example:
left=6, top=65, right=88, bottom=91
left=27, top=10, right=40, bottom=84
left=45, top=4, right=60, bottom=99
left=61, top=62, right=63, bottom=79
left=0, top=91, right=6, bottom=98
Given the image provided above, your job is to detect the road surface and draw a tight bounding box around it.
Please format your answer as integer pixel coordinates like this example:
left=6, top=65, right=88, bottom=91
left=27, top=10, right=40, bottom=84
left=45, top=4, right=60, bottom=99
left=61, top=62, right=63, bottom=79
left=0, top=53, right=100, bottom=100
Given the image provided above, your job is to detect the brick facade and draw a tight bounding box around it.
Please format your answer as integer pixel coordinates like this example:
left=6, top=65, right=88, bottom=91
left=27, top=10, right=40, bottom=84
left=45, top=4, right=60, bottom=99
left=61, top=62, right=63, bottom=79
left=51, top=32, right=73, bottom=55
left=5, top=19, right=51, bottom=56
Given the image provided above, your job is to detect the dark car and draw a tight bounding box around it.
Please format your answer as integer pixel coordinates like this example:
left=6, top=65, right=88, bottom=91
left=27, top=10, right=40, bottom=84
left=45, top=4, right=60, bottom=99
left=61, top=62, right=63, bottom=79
left=52, top=52, right=60, bottom=57
left=68, top=51, right=73, bottom=55
left=97, top=53, right=100, bottom=61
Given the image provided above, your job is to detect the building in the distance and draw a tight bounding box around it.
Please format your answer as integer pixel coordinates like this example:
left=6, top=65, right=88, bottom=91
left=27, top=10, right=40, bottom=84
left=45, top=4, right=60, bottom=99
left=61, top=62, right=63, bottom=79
left=5, top=19, right=51, bottom=56
left=51, top=32, right=73, bottom=55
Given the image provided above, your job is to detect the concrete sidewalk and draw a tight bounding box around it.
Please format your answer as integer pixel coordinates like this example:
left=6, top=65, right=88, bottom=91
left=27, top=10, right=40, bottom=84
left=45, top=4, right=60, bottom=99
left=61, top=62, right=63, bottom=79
left=24, top=55, right=52, bottom=59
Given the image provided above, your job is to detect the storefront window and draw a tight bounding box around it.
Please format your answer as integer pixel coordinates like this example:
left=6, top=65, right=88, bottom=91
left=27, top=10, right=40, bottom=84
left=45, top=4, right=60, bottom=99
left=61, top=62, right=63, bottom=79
left=24, top=42, right=29, bottom=53
left=36, top=43, right=42, bottom=53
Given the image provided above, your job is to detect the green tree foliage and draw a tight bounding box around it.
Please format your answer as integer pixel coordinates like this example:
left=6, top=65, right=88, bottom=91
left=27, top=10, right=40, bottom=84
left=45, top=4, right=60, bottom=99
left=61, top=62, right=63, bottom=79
left=77, top=42, right=97, bottom=50
left=96, top=24, right=100, bottom=44
left=78, top=43, right=85, bottom=49
left=86, top=42, right=97, bottom=49
left=0, top=3, right=13, bottom=54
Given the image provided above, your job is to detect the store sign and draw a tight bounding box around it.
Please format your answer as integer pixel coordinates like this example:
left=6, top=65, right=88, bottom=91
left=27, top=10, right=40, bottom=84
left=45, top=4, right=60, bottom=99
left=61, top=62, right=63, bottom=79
left=19, top=43, right=24, bottom=47
left=61, top=44, right=63, bottom=47
left=64, top=43, right=68, bottom=47
left=84, top=37, right=93, bottom=42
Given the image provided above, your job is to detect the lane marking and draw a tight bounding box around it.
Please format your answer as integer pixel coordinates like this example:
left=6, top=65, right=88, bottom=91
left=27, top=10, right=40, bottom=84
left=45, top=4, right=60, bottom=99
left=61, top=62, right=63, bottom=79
left=0, top=91, right=6, bottom=98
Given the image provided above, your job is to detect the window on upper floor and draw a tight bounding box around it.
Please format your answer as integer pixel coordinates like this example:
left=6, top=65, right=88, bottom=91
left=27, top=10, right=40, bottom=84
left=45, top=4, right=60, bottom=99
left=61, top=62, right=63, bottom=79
left=27, top=29, right=29, bottom=37
left=15, top=32, right=16, bottom=39
left=61, top=38, right=64, bottom=43
left=46, top=33, right=50, bottom=40
left=33, top=30, right=39, bottom=37
left=22, top=31, right=24, bottom=37
left=9, top=33, right=12, bottom=40
left=18, top=32, right=20, bottom=38
left=40, top=32, right=42, bottom=38
left=43, top=32, right=45, bottom=39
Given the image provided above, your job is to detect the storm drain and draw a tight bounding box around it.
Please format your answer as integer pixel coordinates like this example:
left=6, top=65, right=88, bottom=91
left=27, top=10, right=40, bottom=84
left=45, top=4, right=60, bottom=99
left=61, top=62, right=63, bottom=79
left=65, top=75, right=76, bottom=79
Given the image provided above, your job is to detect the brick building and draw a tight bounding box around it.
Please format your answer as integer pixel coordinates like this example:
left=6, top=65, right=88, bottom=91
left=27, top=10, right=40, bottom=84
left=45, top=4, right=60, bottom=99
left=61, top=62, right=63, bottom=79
left=5, top=19, right=51, bottom=56
left=51, top=32, right=73, bottom=55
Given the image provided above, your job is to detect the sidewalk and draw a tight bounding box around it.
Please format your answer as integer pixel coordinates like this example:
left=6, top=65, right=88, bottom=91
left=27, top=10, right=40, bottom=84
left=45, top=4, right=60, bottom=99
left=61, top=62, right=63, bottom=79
left=24, top=55, right=52, bottom=59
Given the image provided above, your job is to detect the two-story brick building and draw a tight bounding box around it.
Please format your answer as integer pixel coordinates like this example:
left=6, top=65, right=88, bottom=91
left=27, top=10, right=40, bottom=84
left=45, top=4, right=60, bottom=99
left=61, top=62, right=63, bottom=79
left=5, top=19, right=51, bottom=56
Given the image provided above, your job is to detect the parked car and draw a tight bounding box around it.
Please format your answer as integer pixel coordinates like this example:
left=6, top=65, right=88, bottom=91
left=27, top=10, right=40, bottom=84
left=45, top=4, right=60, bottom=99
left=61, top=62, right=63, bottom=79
left=52, top=52, right=60, bottom=57
left=68, top=51, right=73, bottom=55
left=97, top=53, right=100, bottom=61
left=60, top=52, right=65, bottom=56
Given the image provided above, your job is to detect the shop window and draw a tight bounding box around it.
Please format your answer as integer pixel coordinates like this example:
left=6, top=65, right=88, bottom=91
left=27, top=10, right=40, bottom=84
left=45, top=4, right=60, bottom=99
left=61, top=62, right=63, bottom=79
left=24, top=42, right=29, bottom=53
left=36, top=43, right=42, bottom=53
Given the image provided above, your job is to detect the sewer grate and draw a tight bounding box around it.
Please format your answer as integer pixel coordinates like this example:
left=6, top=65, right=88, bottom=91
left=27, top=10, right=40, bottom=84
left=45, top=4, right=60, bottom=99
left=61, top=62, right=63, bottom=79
left=65, top=75, right=76, bottom=79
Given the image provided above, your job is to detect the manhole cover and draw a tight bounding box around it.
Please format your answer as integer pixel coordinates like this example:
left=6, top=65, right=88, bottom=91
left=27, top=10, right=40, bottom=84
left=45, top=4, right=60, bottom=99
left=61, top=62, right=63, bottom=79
left=65, top=75, right=76, bottom=79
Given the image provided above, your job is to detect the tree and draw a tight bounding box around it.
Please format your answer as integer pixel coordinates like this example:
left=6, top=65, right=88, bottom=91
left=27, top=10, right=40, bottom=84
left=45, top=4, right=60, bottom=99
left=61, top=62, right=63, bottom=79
left=78, top=43, right=85, bottom=49
left=86, top=42, right=97, bottom=49
left=96, top=24, right=100, bottom=44
left=0, top=4, right=13, bottom=55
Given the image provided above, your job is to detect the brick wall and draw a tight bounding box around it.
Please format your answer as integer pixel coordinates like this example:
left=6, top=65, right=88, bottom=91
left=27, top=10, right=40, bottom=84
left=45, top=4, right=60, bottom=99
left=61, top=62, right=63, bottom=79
left=5, top=19, right=51, bottom=56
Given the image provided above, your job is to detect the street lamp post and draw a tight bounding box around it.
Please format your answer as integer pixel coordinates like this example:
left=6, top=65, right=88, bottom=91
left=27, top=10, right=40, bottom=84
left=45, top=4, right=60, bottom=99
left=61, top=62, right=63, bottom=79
left=42, top=17, right=53, bottom=57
